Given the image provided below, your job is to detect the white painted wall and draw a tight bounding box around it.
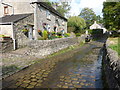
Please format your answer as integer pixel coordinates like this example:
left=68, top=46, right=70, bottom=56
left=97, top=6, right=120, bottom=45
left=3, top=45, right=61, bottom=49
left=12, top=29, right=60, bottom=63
left=0, top=25, right=13, bottom=37
left=0, top=0, right=34, bottom=17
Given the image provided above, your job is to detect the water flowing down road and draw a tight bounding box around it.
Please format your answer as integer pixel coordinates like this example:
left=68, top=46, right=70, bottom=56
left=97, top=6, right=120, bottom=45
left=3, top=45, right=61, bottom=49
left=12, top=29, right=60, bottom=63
left=2, top=39, right=106, bottom=89
left=40, top=43, right=104, bottom=88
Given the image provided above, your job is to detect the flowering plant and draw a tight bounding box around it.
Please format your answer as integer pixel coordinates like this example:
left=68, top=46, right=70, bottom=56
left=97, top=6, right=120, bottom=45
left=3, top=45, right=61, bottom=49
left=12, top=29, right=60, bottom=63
left=38, top=30, right=41, bottom=33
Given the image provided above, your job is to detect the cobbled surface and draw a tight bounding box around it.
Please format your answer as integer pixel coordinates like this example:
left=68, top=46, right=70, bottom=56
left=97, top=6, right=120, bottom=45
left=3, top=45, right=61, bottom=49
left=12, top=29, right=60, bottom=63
left=2, top=41, right=105, bottom=89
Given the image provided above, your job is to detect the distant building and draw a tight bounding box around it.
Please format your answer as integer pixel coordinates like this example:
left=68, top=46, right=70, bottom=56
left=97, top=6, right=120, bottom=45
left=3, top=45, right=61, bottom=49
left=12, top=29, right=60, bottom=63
left=90, top=21, right=107, bottom=34
left=90, top=21, right=102, bottom=29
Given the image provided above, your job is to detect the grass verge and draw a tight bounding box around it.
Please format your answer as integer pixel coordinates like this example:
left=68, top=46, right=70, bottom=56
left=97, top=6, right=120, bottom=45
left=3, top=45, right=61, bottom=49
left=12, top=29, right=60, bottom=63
left=47, top=41, right=84, bottom=58
left=108, top=37, right=120, bottom=56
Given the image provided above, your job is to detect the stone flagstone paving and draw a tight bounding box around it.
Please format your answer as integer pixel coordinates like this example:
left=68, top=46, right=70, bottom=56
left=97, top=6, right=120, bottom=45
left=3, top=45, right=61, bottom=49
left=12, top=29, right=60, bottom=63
left=2, top=41, right=104, bottom=89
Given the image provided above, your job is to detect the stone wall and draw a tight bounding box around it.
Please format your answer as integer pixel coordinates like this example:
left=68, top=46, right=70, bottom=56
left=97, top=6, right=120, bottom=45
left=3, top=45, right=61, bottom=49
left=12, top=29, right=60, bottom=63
left=26, top=36, right=84, bottom=58
left=102, top=44, right=120, bottom=88
left=14, top=14, right=34, bottom=48
left=0, top=37, right=13, bottom=53
left=37, top=5, right=67, bottom=33
left=27, top=37, right=78, bottom=57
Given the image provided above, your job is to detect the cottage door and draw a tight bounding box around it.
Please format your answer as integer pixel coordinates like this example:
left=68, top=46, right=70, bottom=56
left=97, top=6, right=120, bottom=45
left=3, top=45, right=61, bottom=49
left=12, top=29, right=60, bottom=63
left=28, top=25, right=33, bottom=40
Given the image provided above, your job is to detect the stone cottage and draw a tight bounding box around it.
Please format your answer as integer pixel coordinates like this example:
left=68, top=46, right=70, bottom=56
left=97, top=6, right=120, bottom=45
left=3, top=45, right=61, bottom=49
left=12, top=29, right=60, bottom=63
left=0, top=1, right=67, bottom=49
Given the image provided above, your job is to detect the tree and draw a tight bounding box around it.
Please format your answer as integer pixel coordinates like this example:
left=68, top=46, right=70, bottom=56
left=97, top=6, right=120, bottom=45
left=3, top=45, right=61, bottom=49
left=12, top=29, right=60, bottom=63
left=51, top=2, right=71, bottom=17
left=46, top=1, right=71, bottom=17
left=79, top=8, right=97, bottom=29
left=96, top=15, right=103, bottom=24
left=45, top=0, right=52, bottom=6
left=102, top=2, right=120, bottom=30
left=106, top=0, right=120, bottom=2
left=67, top=16, right=86, bottom=33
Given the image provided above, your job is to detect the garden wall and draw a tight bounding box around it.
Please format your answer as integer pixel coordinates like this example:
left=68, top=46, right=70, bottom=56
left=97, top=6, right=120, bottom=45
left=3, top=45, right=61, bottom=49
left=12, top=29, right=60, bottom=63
left=102, top=44, right=120, bottom=89
left=0, top=37, right=13, bottom=53
left=26, top=36, right=86, bottom=58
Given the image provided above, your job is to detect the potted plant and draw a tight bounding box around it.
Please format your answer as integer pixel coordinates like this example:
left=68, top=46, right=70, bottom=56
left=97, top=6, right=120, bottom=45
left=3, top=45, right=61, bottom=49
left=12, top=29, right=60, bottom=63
left=21, top=29, right=29, bottom=37
left=38, top=30, right=42, bottom=36
left=21, top=29, right=28, bottom=33
left=38, top=30, right=41, bottom=33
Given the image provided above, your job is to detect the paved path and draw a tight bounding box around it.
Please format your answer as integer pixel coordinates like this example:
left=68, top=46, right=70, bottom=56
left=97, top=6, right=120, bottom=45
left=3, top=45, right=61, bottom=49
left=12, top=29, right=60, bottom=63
left=2, top=40, right=106, bottom=89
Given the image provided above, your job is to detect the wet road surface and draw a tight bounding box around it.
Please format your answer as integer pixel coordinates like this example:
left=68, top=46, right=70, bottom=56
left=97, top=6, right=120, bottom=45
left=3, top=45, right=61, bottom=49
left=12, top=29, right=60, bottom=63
left=2, top=41, right=105, bottom=89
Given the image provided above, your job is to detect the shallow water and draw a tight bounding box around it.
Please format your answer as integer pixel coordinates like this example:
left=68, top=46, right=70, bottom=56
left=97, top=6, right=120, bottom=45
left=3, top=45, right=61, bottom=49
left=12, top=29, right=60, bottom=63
left=2, top=41, right=105, bottom=89
left=41, top=45, right=104, bottom=88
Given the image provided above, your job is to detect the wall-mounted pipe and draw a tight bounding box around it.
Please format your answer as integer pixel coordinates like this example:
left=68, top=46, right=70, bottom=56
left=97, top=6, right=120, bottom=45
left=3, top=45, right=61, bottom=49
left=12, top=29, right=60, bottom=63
left=11, top=22, right=16, bottom=50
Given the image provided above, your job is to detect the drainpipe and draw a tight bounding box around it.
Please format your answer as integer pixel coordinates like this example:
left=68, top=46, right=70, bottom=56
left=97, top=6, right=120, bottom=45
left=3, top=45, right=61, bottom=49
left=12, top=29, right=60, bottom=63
left=11, top=22, right=16, bottom=50
left=34, top=3, right=38, bottom=40
left=30, top=2, right=38, bottom=40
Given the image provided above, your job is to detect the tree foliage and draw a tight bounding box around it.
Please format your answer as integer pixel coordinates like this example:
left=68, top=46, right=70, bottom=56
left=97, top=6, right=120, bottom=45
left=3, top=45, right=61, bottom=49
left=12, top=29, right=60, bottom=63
left=46, top=1, right=71, bottom=17
left=102, top=2, right=120, bottom=30
left=52, top=2, right=71, bottom=17
left=79, top=8, right=97, bottom=29
left=67, top=16, right=86, bottom=33
left=96, top=15, right=103, bottom=24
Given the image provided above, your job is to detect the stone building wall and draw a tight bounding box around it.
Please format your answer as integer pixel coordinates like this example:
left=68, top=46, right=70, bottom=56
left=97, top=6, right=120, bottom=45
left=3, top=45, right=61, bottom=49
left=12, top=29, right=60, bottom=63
left=102, top=44, right=120, bottom=88
left=37, top=5, right=67, bottom=33
left=13, top=14, right=34, bottom=48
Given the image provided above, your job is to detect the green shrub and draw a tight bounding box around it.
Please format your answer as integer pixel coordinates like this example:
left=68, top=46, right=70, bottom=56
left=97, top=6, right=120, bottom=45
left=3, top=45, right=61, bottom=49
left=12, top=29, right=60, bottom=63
left=64, top=33, right=70, bottom=37
left=0, top=34, right=5, bottom=37
left=57, top=32, right=62, bottom=36
left=21, top=29, right=28, bottom=32
left=75, top=33, right=81, bottom=37
left=43, top=30, right=48, bottom=40
left=88, top=29, right=93, bottom=34
left=110, top=31, right=119, bottom=37
left=92, top=29, right=103, bottom=35
left=67, top=27, right=75, bottom=33
left=0, top=34, right=10, bottom=37
left=51, top=32, right=55, bottom=35
left=38, top=37, right=45, bottom=40
left=58, top=36, right=62, bottom=38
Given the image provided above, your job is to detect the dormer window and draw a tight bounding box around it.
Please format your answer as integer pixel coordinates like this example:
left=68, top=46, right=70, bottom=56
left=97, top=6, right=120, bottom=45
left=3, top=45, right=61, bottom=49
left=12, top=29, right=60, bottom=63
left=4, top=6, right=9, bottom=15
left=46, top=10, right=50, bottom=20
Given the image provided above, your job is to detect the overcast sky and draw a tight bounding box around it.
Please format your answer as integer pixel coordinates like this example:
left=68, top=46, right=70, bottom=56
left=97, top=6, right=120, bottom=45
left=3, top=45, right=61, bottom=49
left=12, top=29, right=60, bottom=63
left=50, top=0, right=106, bottom=17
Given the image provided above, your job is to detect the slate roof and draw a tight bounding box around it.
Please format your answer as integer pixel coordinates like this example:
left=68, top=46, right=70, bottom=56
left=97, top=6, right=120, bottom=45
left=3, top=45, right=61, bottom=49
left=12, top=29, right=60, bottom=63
left=0, top=13, right=33, bottom=25
left=31, top=2, right=67, bottom=21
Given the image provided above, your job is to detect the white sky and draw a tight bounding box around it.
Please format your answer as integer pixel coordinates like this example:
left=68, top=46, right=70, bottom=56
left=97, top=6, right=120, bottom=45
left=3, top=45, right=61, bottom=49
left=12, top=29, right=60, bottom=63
left=50, top=0, right=106, bottom=17
left=0, top=0, right=106, bottom=16
left=69, top=0, right=106, bottom=16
